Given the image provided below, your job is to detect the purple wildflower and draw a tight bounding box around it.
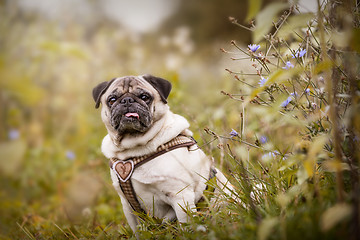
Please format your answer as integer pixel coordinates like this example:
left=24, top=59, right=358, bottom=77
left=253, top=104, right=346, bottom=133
left=259, top=77, right=268, bottom=87
left=259, top=136, right=268, bottom=144
left=66, top=150, right=76, bottom=160
left=8, top=129, right=20, bottom=140
left=311, top=102, right=317, bottom=109
left=305, top=88, right=310, bottom=94
left=291, top=48, right=307, bottom=58
left=230, top=129, right=239, bottom=137
left=248, top=44, right=260, bottom=53
left=282, top=61, right=294, bottom=70
left=290, top=92, right=298, bottom=97
left=281, top=96, right=292, bottom=107
left=261, top=152, right=276, bottom=161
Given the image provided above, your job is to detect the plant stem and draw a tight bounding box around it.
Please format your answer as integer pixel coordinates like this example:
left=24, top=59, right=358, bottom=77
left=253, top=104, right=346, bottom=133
left=318, top=0, right=344, bottom=202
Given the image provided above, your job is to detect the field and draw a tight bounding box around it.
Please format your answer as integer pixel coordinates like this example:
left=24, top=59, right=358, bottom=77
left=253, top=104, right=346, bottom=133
left=1, top=1, right=360, bottom=239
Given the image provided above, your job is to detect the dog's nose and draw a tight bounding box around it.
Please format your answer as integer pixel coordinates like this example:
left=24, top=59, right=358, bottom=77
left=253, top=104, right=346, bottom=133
left=120, top=97, right=135, bottom=106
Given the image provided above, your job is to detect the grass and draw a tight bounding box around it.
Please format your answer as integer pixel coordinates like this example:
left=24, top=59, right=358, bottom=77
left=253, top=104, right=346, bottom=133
left=1, top=0, right=360, bottom=239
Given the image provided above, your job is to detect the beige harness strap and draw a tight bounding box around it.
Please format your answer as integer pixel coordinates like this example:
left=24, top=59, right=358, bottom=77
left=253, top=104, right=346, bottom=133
left=109, top=135, right=197, bottom=213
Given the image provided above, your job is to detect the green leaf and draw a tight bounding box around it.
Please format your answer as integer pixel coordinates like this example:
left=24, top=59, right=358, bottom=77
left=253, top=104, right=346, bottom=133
left=297, top=166, right=309, bottom=185
left=312, top=59, right=333, bottom=75
left=304, top=135, right=327, bottom=177
left=277, top=13, right=315, bottom=38
left=246, top=66, right=303, bottom=103
left=321, top=203, right=352, bottom=232
left=246, top=0, right=262, bottom=22
left=332, top=30, right=352, bottom=48
left=258, top=217, right=279, bottom=240
left=276, top=192, right=291, bottom=208
left=254, top=2, right=288, bottom=43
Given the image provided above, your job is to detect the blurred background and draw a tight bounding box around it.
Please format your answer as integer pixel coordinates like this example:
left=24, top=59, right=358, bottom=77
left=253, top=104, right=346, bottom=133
left=0, top=0, right=317, bottom=238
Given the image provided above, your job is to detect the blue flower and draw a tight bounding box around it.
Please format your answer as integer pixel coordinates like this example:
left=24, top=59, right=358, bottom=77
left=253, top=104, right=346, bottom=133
left=291, top=48, right=306, bottom=58
left=290, top=92, right=298, bottom=97
left=282, top=61, right=294, bottom=70
left=305, top=88, right=310, bottom=94
left=259, top=136, right=268, bottom=144
left=8, top=129, right=20, bottom=140
left=261, top=152, right=276, bottom=161
left=230, top=129, right=239, bottom=137
left=259, top=77, right=268, bottom=87
left=248, top=44, right=260, bottom=53
left=281, top=96, right=292, bottom=107
left=66, top=150, right=76, bottom=160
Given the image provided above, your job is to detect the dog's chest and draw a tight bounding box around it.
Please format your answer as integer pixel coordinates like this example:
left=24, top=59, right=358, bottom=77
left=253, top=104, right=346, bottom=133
left=110, top=147, right=211, bottom=214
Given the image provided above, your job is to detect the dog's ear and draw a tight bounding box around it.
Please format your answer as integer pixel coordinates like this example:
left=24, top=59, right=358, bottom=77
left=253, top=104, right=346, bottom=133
left=92, top=78, right=116, bottom=109
left=142, top=74, right=172, bottom=103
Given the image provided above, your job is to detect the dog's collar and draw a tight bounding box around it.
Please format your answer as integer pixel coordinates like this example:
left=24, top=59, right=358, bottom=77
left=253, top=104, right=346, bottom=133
left=109, top=135, right=197, bottom=213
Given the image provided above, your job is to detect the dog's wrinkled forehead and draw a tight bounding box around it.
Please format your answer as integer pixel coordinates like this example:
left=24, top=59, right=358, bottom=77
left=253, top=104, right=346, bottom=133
left=108, top=76, right=153, bottom=95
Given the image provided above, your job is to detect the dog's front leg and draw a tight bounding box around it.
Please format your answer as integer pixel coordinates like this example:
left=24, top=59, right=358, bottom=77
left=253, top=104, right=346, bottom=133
left=171, top=190, right=196, bottom=223
left=120, top=196, right=139, bottom=233
left=162, top=207, right=176, bottom=222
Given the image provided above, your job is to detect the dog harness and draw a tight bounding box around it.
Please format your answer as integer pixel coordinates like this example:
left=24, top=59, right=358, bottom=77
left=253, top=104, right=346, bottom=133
left=109, top=135, right=200, bottom=213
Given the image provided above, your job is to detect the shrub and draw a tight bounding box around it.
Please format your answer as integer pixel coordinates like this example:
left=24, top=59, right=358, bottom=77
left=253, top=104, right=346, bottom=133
left=206, top=1, right=360, bottom=239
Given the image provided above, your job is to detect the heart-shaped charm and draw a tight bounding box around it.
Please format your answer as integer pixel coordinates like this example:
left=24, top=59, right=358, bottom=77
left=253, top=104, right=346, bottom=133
left=112, top=160, right=134, bottom=182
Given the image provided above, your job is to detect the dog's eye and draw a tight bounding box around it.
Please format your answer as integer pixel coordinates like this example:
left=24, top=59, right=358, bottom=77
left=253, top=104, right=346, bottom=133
left=108, top=97, right=117, bottom=106
left=140, top=94, right=150, bottom=102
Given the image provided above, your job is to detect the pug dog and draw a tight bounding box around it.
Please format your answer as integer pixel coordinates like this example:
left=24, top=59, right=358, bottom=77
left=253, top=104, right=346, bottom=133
left=92, top=74, right=231, bottom=234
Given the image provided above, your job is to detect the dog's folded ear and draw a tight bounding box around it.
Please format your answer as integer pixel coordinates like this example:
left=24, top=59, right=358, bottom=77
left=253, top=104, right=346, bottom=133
left=92, top=78, right=116, bottom=109
left=142, top=74, right=172, bottom=103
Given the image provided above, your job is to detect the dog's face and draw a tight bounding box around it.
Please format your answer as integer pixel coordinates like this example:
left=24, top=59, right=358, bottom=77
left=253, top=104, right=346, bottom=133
left=92, top=75, right=172, bottom=138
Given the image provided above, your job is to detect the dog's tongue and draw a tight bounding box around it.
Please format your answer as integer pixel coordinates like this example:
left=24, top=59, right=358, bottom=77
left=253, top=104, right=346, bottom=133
left=125, top=112, right=139, bottom=119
